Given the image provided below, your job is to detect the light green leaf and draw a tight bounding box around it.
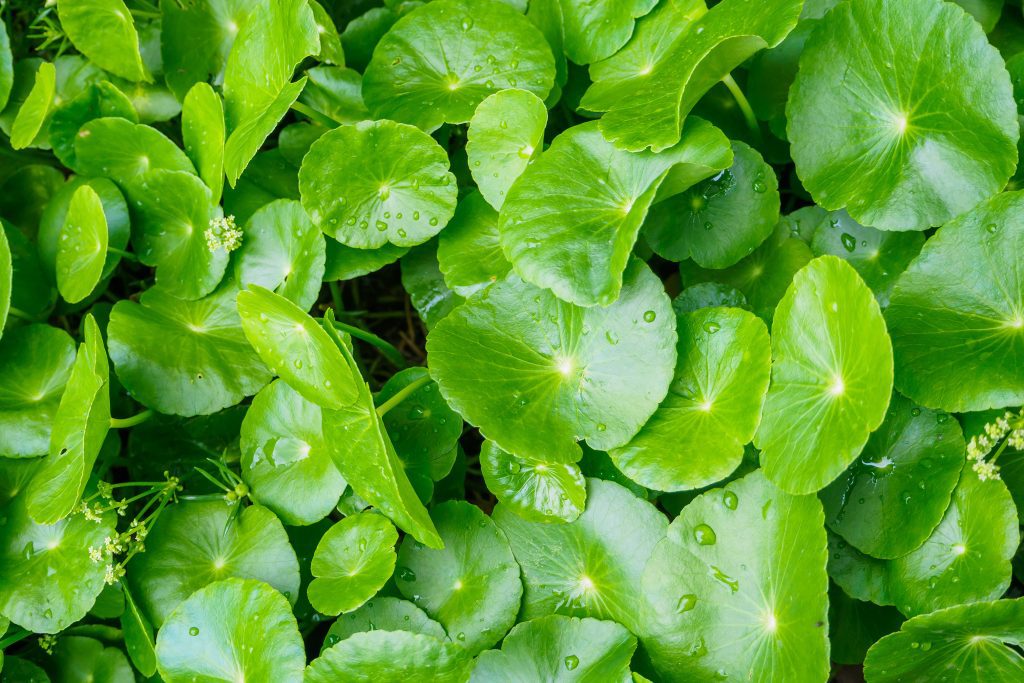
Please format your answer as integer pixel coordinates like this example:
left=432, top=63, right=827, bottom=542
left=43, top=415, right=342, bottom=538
left=673, top=282, right=748, bottom=315
left=820, top=394, right=965, bottom=559
left=427, top=259, right=676, bottom=463
left=466, top=89, right=547, bottom=210
left=52, top=636, right=134, bottom=683
left=49, top=80, right=137, bottom=170
left=641, top=471, right=829, bottom=682
left=56, top=185, right=109, bottom=304
left=57, top=0, right=150, bottom=82
left=10, top=61, right=55, bottom=150
left=557, top=0, right=657, bottom=65
left=362, top=0, right=555, bottom=131
left=128, top=501, right=299, bottom=627
left=75, top=117, right=194, bottom=189
left=755, top=256, right=894, bottom=494
left=160, top=0, right=254, bottom=99
left=499, top=119, right=731, bottom=307
left=108, top=279, right=272, bottom=416
left=472, top=615, right=637, bottom=682
left=308, top=512, right=398, bottom=616
left=298, top=66, right=368, bottom=124
left=237, top=285, right=359, bottom=409
left=224, top=77, right=307, bottom=188
left=182, top=82, right=225, bottom=205
left=436, top=192, right=510, bottom=295
left=582, top=0, right=803, bottom=152
left=863, top=599, right=1024, bottom=682
left=494, top=478, right=668, bottom=636
left=234, top=199, right=326, bottom=310
left=885, top=191, right=1024, bottom=412
left=299, top=120, right=458, bottom=249
left=480, top=440, right=587, bottom=524
left=309, top=0, right=344, bottom=65
left=610, top=307, right=770, bottom=492
left=155, top=578, right=305, bottom=683
left=0, top=325, right=76, bottom=458
left=121, top=583, right=157, bottom=678
left=240, top=379, right=346, bottom=526
left=395, top=501, right=522, bottom=655
left=322, top=597, right=446, bottom=649
left=0, top=17, right=11, bottom=112
left=787, top=0, right=1018, bottom=229
left=0, top=225, right=8, bottom=336
left=644, top=141, right=780, bottom=268
left=306, top=630, right=472, bottom=683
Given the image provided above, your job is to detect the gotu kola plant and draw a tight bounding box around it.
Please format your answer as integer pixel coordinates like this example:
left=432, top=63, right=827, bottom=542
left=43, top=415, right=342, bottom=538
left=0, top=0, right=1022, bottom=680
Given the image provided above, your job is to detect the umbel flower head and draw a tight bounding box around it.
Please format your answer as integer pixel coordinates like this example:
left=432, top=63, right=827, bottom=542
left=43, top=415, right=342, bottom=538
left=205, top=214, right=243, bottom=252
left=966, top=408, right=1024, bottom=482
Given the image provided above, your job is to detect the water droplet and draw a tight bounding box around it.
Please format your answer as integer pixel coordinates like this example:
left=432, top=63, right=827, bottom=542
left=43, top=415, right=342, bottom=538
left=429, top=217, right=439, bottom=226
left=703, top=321, right=720, bottom=334
left=564, top=655, right=579, bottom=671
left=596, top=423, right=607, bottom=432
left=910, top=407, right=921, bottom=417
left=398, top=567, right=416, bottom=581
left=643, top=310, right=656, bottom=323
left=293, top=359, right=303, bottom=369
left=723, top=491, right=738, bottom=510
left=752, top=180, right=767, bottom=193
left=189, top=626, right=200, bottom=636
left=605, top=331, right=619, bottom=345
left=703, top=221, right=714, bottom=231
left=840, top=233, right=857, bottom=252
left=461, top=17, right=473, bottom=30
left=986, top=223, right=997, bottom=233
left=677, top=594, right=697, bottom=613
left=397, top=228, right=407, bottom=238
left=508, top=461, right=521, bottom=474
left=694, top=524, right=717, bottom=545
left=710, top=565, right=739, bottom=592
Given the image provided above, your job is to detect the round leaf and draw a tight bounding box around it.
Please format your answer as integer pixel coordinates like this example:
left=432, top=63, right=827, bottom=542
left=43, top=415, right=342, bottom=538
left=641, top=470, right=829, bottom=682
left=75, top=118, right=194, bottom=189
left=10, top=61, right=55, bottom=150
left=610, top=307, right=770, bottom=492
left=52, top=635, right=133, bottom=683
left=240, top=379, right=346, bottom=526
left=820, top=394, right=965, bottom=559
left=465, top=89, right=547, bottom=210
left=299, top=120, right=457, bottom=249
left=362, top=0, right=555, bottom=131
left=49, top=80, right=138, bottom=170
left=56, top=185, right=109, bottom=304
left=127, top=500, right=300, bottom=627
left=322, top=597, right=446, bottom=650
left=480, top=440, right=587, bottom=524
left=436, top=191, right=511, bottom=293
left=885, top=191, right=1024, bottom=412
left=57, top=0, right=149, bottom=82
left=308, top=512, right=398, bottom=616
left=182, top=82, right=225, bottom=205
left=755, top=256, right=894, bottom=494
left=155, top=578, right=305, bottom=683
left=108, top=279, right=272, bottom=416
left=395, top=501, right=522, bottom=655
left=787, top=0, right=1018, bottom=229
left=427, top=259, right=676, bottom=464
left=306, top=630, right=471, bottom=683
left=324, top=239, right=407, bottom=281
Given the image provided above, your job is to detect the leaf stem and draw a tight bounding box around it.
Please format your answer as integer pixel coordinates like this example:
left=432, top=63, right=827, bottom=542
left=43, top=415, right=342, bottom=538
left=290, top=101, right=340, bottom=129
left=330, top=319, right=407, bottom=369
left=376, top=373, right=432, bottom=417
left=108, top=246, right=139, bottom=262
left=110, top=409, right=154, bottom=429
left=0, top=628, right=31, bottom=650
left=721, top=73, right=762, bottom=144
left=7, top=306, right=44, bottom=323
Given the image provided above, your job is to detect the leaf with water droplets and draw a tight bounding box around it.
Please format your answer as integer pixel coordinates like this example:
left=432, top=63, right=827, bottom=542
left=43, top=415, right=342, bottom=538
left=641, top=470, right=829, bottom=682
left=610, top=307, right=770, bottom=492
left=308, top=512, right=398, bottom=616
left=321, top=597, right=446, bottom=652
left=306, top=630, right=472, bottom=683
left=181, top=82, right=225, bottom=205
left=755, top=256, right=893, bottom=494
left=480, top=440, right=586, bottom=523
left=362, top=0, right=555, bottom=132
left=436, top=191, right=511, bottom=295
left=10, top=61, right=55, bottom=150
left=156, top=578, right=305, bottom=683
left=55, top=185, right=109, bottom=304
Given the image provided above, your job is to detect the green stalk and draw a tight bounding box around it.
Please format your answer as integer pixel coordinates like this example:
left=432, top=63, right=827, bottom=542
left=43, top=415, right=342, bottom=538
left=290, top=101, right=341, bottom=128
left=376, top=373, right=432, bottom=417
left=721, top=73, right=762, bottom=144
left=110, top=409, right=154, bottom=429
left=331, top=319, right=408, bottom=369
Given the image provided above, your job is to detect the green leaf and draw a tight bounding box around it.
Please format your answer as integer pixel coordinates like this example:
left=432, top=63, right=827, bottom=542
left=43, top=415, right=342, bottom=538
left=49, top=80, right=138, bottom=171
left=240, top=379, right=346, bottom=526
left=465, top=89, right=547, bottom=210
left=494, top=478, right=668, bottom=635
left=236, top=285, right=359, bottom=409
left=297, top=66, right=369, bottom=124
left=581, top=0, right=803, bottom=152
left=610, top=306, right=770, bottom=492
left=427, top=259, right=676, bottom=463
left=401, top=242, right=465, bottom=329
left=322, top=597, right=446, bottom=649
left=0, top=472, right=115, bottom=633
left=828, top=583, right=904, bottom=666
left=829, top=469, right=1019, bottom=617
left=499, top=119, right=731, bottom=307
left=0, top=325, right=76, bottom=458
left=309, top=0, right=344, bottom=65
left=473, top=615, right=637, bottom=682
left=2, top=221, right=58, bottom=320
left=52, top=635, right=134, bottom=683
left=182, top=82, right=225, bottom=206
left=55, top=185, right=109, bottom=304
left=643, top=141, right=780, bottom=268
left=222, top=0, right=319, bottom=185
left=395, top=501, right=522, bottom=655
left=885, top=191, right=1024, bottom=412
left=820, top=394, right=966, bottom=559
left=75, top=118, right=194, bottom=189
left=155, top=578, right=305, bottom=683
left=160, top=0, right=255, bottom=100
left=10, top=61, right=55, bottom=150
left=308, top=512, right=397, bottom=616
left=787, top=0, right=1018, bottom=230
left=26, top=316, right=109, bottom=524
left=641, top=470, right=830, bottom=682
left=299, top=120, right=458, bottom=249
left=362, top=0, right=555, bottom=131
left=863, top=599, right=1024, bottom=682
left=324, top=239, right=408, bottom=281
left=0, top=225, right=8, bottom=336
left=480, top=440, right=587, bottom=523
left=57, top=0, right=150, bottom=82
left=128, top=501, right=299, bottom=628
left=234, top=199, right=326, bottom=310
left=306, top=630, right=472, bottom=683
left=673, top=282, right=748, bottom=315
left=0, top=17, right=12, bottom=112
left=755, top=256, right=894, bottom=494
left=121, top=583, right=157, bottom=678
left=108, top=279, right=271, bottom=416
left=321, top=314, right=443, bottom=549
left=557, top=0, right=657, bottom=65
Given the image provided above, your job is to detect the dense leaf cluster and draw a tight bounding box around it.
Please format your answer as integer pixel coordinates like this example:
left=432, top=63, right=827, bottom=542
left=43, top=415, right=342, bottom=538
left=0, top=0, right=1022, bottom=681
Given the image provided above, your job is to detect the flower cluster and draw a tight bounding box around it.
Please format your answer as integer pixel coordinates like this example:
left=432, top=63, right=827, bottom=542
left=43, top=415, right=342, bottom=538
left=80, top=473, right=181, bottom=585
left=204, top=214, right=243, bottom=252
left=966, top=408, right=1024, bottom=482
left=38, top=633, right=57, bottom=655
